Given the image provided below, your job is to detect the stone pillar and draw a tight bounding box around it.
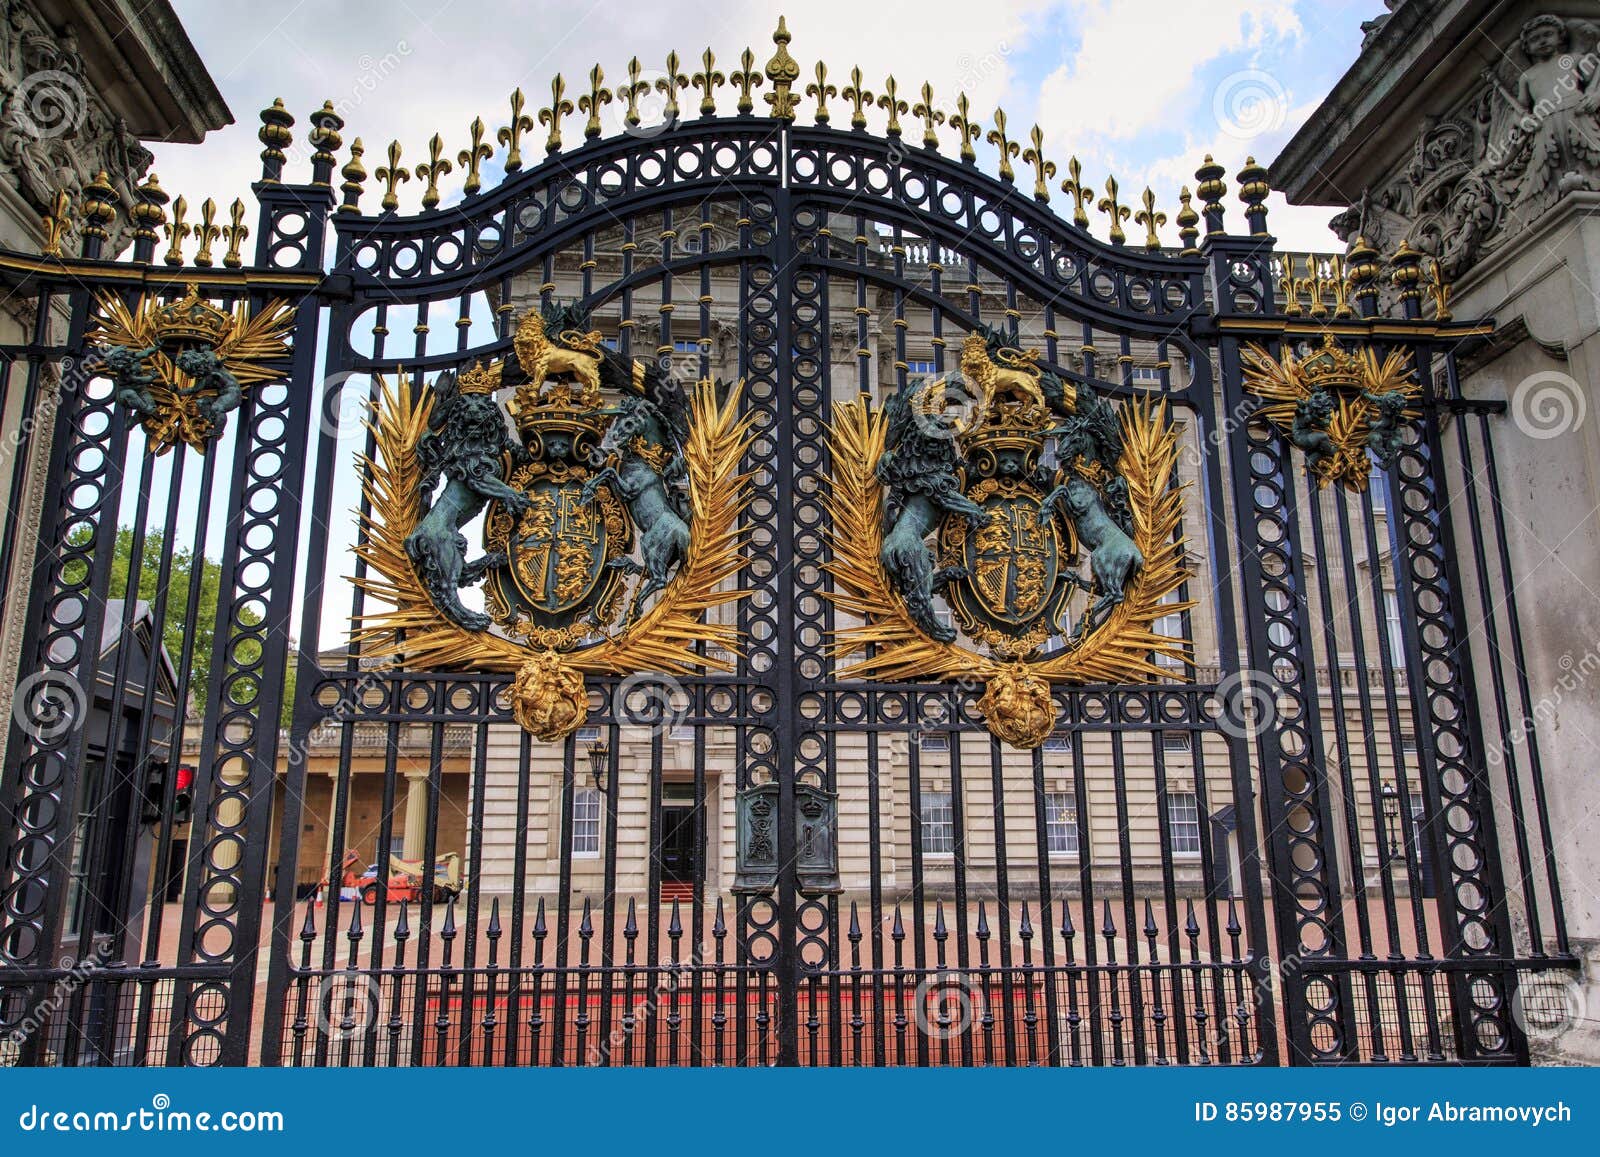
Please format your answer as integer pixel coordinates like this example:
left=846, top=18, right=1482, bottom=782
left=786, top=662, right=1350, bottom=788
left=402, top=769, right=429, bottom=861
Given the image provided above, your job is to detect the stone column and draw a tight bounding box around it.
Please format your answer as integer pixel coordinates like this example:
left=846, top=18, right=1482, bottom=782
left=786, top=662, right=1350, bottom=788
left=402, top=769, right=430, bottom=861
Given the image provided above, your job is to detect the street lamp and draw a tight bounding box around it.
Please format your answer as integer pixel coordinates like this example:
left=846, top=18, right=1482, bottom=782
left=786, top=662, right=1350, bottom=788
left=586, top=740, right=610, bottom=792
left=1379, top=780, right=1399, bottom=858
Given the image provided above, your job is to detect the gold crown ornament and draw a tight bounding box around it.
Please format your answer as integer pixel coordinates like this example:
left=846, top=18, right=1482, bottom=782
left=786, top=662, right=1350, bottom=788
left=455, top=358, right=502, bottom=395
left=151, top=283, right=231, bottom=348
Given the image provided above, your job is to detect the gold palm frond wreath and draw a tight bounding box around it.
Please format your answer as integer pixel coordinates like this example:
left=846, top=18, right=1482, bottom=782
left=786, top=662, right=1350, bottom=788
left=352, top=375, right=755, bottom=675
left=823, top=393, right=1193, bottom=684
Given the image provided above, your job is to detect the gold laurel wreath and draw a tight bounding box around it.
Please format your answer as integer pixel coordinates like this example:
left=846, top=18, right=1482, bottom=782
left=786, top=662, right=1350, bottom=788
left=823, top=393, right=1193, bottom=685
left=351, top=375, right=754, bottom=676
left=1240, top=342, right=1419, bottom=490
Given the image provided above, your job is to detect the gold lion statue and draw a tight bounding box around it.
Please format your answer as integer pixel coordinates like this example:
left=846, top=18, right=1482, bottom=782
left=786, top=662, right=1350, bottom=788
left=510, top=651, right=589, bottom=741
left=959, top=331, right=1049, bottom=421
left=976, top=663, right=1057, bottom=749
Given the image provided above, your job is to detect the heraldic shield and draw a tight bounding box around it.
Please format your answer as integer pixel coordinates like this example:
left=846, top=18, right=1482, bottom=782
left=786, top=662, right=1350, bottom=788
left=352, top=302, right=754, bottom=741
left=824, top=326, right=1194, bottom=749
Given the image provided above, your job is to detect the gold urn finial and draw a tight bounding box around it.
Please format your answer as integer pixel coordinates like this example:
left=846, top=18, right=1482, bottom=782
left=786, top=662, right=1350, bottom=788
left=763, top=15, right=801, bottom=119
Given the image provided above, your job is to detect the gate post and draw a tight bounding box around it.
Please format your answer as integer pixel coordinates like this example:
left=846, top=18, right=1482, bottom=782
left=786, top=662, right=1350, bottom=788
left=1203, top=161, right=1356, bottom=1063
left=166, top=102, right=336, bottom=1065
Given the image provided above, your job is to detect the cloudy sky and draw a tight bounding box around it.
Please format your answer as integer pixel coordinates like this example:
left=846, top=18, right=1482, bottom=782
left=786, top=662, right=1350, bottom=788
left=151, top=0, right=1385, bottom=251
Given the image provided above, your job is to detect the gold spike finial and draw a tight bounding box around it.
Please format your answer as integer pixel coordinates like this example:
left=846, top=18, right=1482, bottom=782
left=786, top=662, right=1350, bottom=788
left=40, top=188, right=71, bottom=257
left=949, top=93, right=979, bottom=162
left=806, top=62, right=836, bottom=124
left=163, top=193, right=191, bottom=266
left=1021, top=125, right=1055, bottom=202
left=1097, top=175, right=1130, bottom=245
left=539, top=75, right=574, bottom=155
left=1060, top=156, right=1091, bottom=228
left=414, top=133, right=452, bottom=209
left=763, top=16, right=800, bottom=119
left=1135, top=187, right=1167, bottom=252
left=986, top=108, right=1018, bottom=183
left=842, top=68, right=873, bottom=130
left=692, top=49, right=725, bottom=116
left=222, top=199, right=250, bottom=268
left=658, top=51, right=688, bottom=124
left=878, top=76, right=908, bottom=137
left=340, top=138, right=368, bottom=213
left=1175, top=185, right=1199, bottom=254
left=376, top=140, right=410, bottom=212
left=912, top=83, right=944, bottom=149
left=459, top=118, right=493, bottom=195
left=499, top=88, right=534, bottom=173
left=730, top=48, right=763, bottom=114
left=193, top=197, right=222, bottom=266
left=579, top=66, right=612, bottom=140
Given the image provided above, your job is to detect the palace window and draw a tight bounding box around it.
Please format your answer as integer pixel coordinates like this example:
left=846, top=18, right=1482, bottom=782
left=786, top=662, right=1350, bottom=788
left=1043, top=731, right=1072, bottom=753
left=905, top=359, right=939, bottom=375
left=1167, top=791, right=1202, bottom=854
left=571, top=787, right=602, bottom=856
left=1153, top=588, right=1186, bottom=670
left=1044, top=792, right=1079, bottom=855
left=1384, top=591, right=1405, bottom=668
left=918, top=731, right=950, bottom=753
left=576, top=725, right=601, bottom=743
left=920, top=790, right=956, bottom=854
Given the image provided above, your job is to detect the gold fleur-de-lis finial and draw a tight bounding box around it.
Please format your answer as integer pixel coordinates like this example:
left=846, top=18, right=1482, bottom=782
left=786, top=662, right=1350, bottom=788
left=458, top=117, right=493, bottom=195
left=414, top=133, right=452, bottom=209
left=222, top=199, right=250, bottom=267
left=376, top=140, right=410, bottom=212
left=1426, top=256, right=1453, bottom=321
left=1276, top=256, right=1303, bottom=317
left=658, top=51, right=689, bottom=124
left=1021, top=125, right=1055, bottom=202
left=1097, top=175, right=1130, bottom=245
left=193, top=197, right=223, bottom=266
left=730, top=48, right=763, bottom=114
left=1329, top=254, right=1355, bottom=319
left=693, top=49, right=725, bottom=115
left=912, top=82, right=945, bottom=149
left=842, top=68, right=873, bottom=130
left=1135, top=187, right=1167, bottom=251
left=539, top=75, right=574, bottom=155
left=763, top=15, right=801, bottom=119
left=621, top=57, right=649, bottom=126
left=949, top=93, right=979, bottom=162
left=41, top=187, right=71, bottom=257
left=163, top=193, right=191, bottom=266
left=1060, top=156, right=1092, bottom=228
left=1301, top=255, right=1329, bottom=317
left=806, top=62, right=836, bottom=124
left=986, top=108, right=1019, bottom=183
left=498, top=88, right=534, bottom=173
left=579, top=66, right=612, bottom=140
left=1175, top=185, right=1200, bottom=254
left=878, top=76, right=908, bottom=137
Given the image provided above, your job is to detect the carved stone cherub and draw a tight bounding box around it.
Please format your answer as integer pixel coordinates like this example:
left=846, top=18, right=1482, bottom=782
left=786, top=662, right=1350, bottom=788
left=1363, top=389, right=1410, bottom=466
left=100, top=344, right=160, bottom=418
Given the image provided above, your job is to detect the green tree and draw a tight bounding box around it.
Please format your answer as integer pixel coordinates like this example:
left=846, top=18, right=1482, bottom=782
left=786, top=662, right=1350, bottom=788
left=91, top=527, right=295, bottom=727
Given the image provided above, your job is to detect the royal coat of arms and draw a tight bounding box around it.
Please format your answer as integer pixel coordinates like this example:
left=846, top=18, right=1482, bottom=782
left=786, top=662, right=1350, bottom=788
left=824, top=327, right=1192, bottom=749
left=353, top=303, right=754, bottom=740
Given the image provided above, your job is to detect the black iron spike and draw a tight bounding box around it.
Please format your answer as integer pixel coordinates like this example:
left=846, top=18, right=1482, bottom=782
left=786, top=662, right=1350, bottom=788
left=299, top=899, right=318, bottom=940
left=933, top=900, right=948, bottom=939
left=891, top=905, right=905, bottom=940
left=624, top=896, right=638, bottom=938
left=394, top=900, right=410, bottom=943
left=487, top=896, right=502, bottom=940
left=1226, top=895, right=1241, bottom=938
left=712, top=897, right=727, bottom=938
left=976, top=900, right=990, bottom=939
left=1018, top=901, right=1033, bottom=940
left=346, top=897, right=364, bottom=941
left=579, top=897, right=593, bottom=938
left=1143, top=898, right=1158, bottom=939
left=532, top=896, right=548, bottom=940
left=1185, top=899, right=1200, bottom=939
left=1101, top=898, right=1116, bottom=937
left=848, top=900, right=861, bottom=942
left=1060, top=900, right=1075, bottom=938
left=441, top=896, right=457, bottom=940
left=668, top=898, right=683, bottom=938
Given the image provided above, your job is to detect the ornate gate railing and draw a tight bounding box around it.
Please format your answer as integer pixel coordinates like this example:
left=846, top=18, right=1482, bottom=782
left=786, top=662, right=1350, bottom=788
left=0, top=20, right=1574, bottom=1067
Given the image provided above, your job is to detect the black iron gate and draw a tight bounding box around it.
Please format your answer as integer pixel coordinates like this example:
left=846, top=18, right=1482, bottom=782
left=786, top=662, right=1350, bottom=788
left=0, top=22, right=1575, bottom=1067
